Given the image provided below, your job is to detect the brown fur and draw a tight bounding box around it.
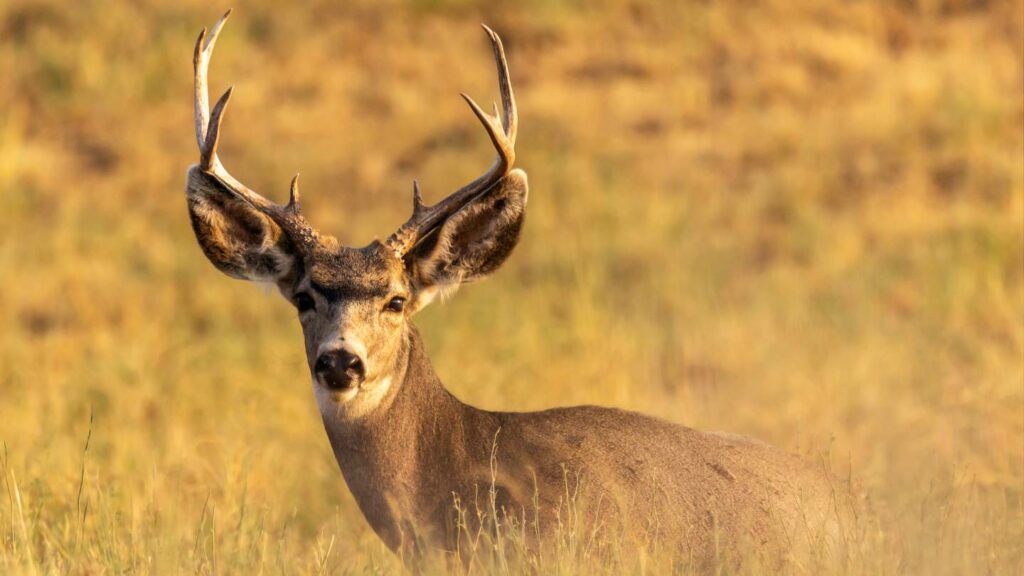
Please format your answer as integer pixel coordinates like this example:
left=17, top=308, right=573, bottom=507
left=185, top=165, right=849, bottom=567
left=326, top=328, right=847, bottom=565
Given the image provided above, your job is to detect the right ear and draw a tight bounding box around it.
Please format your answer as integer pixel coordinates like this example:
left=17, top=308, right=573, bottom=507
left=185, top=166, right=300, bottom=284
left=404, top=169, right=528, bottom=312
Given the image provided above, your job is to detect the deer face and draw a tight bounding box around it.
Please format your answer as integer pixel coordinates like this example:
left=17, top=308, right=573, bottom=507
left=289, top=245, right=411, bottom=414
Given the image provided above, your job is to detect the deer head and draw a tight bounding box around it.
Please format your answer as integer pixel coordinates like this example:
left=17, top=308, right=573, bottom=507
left=185, top=11, right=527, bottom=420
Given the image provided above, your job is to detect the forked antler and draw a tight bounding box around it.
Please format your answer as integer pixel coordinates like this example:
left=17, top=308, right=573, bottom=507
left=193, top=10, right=319, bottom=251
left=384, top=25, right=519, bottom=257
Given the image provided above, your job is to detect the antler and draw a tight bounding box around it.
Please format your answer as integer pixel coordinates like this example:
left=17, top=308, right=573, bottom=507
left=193, top=10, right=319, bottom=252
left=385, top=25, right=518, bottom=257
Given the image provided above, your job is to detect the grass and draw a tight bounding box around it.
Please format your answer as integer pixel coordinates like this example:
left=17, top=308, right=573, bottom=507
left=1, top=0, right=1022, bottom=573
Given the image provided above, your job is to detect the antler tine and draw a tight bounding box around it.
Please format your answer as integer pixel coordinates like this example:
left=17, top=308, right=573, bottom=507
left=386, top=26, right=519, bottom=257
left=194, top=9, right=231, bottom=152
left=202, top=85, right=233, bottom=171
left=289, top=173, right=301, bottom=209
left=482, top=24, right=516, bottom=144
left=192, top=10, right=318, bottom=249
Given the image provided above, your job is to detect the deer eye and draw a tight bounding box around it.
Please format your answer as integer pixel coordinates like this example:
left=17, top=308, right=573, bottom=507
left=385, top=296, right=406, bottom=313
left=294, top=292, right=316, bottom=314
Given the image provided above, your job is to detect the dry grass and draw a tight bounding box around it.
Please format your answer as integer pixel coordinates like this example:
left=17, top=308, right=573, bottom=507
left=1, top=0, right=1022, bottom=573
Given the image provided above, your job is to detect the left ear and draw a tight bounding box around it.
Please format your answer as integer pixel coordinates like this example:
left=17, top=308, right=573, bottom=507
left=406, top=169, right=528, bottom=312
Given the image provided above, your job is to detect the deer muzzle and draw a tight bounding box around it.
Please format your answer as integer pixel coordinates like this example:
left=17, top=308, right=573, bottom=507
left=315, top=348, right=366, bottom=390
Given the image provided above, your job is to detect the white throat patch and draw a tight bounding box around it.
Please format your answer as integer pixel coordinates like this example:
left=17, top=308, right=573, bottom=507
left=313, top=375, right=395, bottom=422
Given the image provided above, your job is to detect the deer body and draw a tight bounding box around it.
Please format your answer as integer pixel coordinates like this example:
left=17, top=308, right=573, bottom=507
left=318, top=326, right=839, bottom=559
left=183, top=11, right=846, bottom=566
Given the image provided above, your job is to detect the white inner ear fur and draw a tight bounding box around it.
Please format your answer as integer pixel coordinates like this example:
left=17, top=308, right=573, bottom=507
left=249, top=221, right=296, bottom=282
left=191, top=186, right=297, bottom=285
left=255, top=245, right=296, bottom=284
left=408, top=276, right=463, bottom=314
left=417, top=202, right=500, bottom=282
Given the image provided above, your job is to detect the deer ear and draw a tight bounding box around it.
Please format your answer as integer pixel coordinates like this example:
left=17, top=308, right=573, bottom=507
left=406, top=169, right=528, bottom=312
left=185, top=167, right=300, bottom=284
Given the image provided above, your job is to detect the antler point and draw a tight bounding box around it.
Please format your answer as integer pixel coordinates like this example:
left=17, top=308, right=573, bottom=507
left=412, top=180, right=425, bottom=213
left=460, top=93, right=485, bottom=117
left=194, top=28, right=208, bottom=63
left=211, top=86, right=233, bottom=119
left=482, top=24, right=503, bottom=47
left=289, top=173, right=301, bottom=209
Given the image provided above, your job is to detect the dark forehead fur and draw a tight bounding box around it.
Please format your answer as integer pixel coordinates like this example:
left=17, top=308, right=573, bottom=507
left=308, top=241, right=405, bottom=299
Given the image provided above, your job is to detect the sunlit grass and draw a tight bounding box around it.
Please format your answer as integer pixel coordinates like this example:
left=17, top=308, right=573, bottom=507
left=1, top=0, right=1021, bottom=573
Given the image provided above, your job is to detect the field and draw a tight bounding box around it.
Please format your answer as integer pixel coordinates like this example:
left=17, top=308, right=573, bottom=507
left=1, top=0, right=1022, bottom=573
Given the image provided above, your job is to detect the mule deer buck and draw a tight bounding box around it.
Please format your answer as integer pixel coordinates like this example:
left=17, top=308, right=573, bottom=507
left=185, top=10, right=847, bottom=567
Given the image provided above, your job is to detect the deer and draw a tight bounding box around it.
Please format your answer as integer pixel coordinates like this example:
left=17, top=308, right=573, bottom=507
left=184, top=10, right=848, bottom=568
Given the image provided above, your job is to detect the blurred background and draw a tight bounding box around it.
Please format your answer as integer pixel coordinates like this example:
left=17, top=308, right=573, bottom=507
left=1, top=0, right=1021, bottom=573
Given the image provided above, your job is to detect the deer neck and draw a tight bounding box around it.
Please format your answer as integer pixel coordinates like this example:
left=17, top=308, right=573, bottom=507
left=318, top=326, right=499, bottom=546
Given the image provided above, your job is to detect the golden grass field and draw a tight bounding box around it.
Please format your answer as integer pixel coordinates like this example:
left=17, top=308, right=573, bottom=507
left=1, top=0, right=1022, bottom=573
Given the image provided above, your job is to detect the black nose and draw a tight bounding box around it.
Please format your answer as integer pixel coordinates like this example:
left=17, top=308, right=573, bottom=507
left=315, top=349, right=366, bottom=390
